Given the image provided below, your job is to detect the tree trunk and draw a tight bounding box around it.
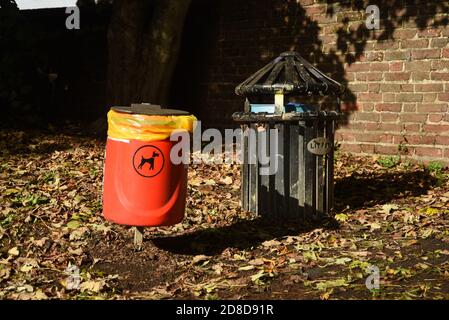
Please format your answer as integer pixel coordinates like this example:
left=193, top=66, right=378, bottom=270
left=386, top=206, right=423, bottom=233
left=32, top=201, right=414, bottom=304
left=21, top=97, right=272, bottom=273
left=106, top=0, right=191, bottom=107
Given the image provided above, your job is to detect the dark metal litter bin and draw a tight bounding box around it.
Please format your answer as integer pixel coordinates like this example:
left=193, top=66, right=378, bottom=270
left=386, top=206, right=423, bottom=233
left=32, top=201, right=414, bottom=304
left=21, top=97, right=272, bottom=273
left=232, top=51, right=344, bottom=221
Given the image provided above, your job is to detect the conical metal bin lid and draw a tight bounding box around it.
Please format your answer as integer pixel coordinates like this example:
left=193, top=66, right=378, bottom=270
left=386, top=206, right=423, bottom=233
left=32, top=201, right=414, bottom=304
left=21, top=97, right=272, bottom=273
left=112, top=103, right=191, bottom=116
left=235, top=51, right=344, bottom=96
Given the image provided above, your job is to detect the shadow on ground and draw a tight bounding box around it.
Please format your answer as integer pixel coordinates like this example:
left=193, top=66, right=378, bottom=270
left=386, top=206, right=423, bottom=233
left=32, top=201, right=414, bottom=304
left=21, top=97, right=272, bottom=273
left=334, top=169, right=437, bottom=210
left=152, top=217, right=339, bottom=256
left=154, top=168, right=437, bottom=256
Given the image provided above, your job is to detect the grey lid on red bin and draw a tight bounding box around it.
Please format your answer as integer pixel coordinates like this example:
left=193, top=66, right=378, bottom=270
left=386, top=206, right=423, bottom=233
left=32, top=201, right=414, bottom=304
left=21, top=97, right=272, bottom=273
left=112, top=103, right=191, bottom=116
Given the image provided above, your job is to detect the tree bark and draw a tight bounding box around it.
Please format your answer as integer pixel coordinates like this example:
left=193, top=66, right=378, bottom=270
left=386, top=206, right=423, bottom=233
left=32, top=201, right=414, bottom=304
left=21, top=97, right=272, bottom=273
left=106, top=0, right=191, bottom=107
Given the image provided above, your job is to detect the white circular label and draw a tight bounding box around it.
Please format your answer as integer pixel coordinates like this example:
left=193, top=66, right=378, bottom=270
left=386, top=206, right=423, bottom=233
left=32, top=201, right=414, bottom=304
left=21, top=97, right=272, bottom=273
left=307, top=137, right=333, bottom=155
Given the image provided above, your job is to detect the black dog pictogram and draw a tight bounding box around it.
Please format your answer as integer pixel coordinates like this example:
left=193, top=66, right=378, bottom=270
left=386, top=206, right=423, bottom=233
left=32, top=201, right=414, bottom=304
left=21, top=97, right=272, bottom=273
left=137, top=151, right=159, bottom=170
left=133, top=145, right=164, bottom=178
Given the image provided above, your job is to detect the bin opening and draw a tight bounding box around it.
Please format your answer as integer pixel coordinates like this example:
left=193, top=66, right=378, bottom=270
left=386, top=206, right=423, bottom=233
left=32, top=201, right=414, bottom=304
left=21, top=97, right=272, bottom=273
left=250, top=103, right=316, bottom=114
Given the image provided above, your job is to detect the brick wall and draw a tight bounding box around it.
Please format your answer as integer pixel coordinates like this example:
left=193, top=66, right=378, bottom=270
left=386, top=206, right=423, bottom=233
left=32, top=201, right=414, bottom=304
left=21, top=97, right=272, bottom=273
left=173, top=0, right=449, bottom=164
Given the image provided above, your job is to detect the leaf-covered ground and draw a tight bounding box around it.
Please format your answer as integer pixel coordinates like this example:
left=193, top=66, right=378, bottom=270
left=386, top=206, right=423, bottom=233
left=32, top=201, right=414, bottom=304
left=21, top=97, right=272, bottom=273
left=1, top=129, right=449, bottom=300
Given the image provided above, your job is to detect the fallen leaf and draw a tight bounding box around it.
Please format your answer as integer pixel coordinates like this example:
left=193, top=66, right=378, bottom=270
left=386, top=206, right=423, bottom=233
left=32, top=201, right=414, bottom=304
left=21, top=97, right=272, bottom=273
left=334, top=257, right=352, bottom=265
left=66, top=220, right=81, bottom=229
left=0, top=266, right=11, bottom=282
left=8, top=247, right=19, bottom=257
left=192, top=255, right=209, bottom=265
left=80, top=280, right=105, bottom=293
left=262, top=240, right=281, bottom=248
left=238, top=265, right=255, bottom=271
left=381, top=204, right=399, bottom=215
left=369, top=222, right=382, bottom=231
left=315, top=278, right=348, bottom=291
left=219, top=176, right=233, bottom=185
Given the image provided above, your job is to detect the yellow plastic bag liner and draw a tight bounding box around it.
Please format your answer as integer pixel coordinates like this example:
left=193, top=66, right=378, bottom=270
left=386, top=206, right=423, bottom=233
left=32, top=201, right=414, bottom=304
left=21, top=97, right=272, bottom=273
left=107, top=110, right=197, bottom=142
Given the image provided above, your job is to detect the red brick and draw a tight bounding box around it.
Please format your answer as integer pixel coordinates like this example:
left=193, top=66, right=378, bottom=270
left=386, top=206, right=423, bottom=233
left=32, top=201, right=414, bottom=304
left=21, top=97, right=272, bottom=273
left=412, top=72, right=430, bottom=81
left=431, top=60, right=449, bottom=71
left=397, top=135, right=436, bottom=145
left=401, top=39, right=429, bottom=49
left=411, top=49, right=441, bottom=60
left=423, top=124, right=449, bottom=133
left=417, top=103, right=448, bottom=113
left=445, top=149, right=449, bottom=158
left=431, top=72, right=449, bottom=81
left=359, top=93, right=382, bottom=102
left=335, top=132, right=356, bottom=142
left=370, top=62, right=389, bottom=71
left=383, top=93, right=396, bottom=102
left=404, top=61, right=431, bottom=72
left=436, top=136, right=449, bottom=145
left=348, top=84, right=369, bottom=92
left=431, top=38, right=449, bottom=48
left=385, top=72, right=411, bottom=81
left=356, top=72, right=383, bottom=81
left=403, top=103, right=417, bottom=112
left=419, top=136, right=438, bottom=145
left=343, top=122, right=366, bottom=131
left=346, top=63, right=371, bottom=72
left=385, top=50, right=411, bottom=61
left=429, top=114, right=445, bottom=123
left=360, top=144, right=376, bottom=153
left=340, top=143, right=361, bottom=153
left=380, top=84, right=400, bottom=92
left=415, top=147, right=443, bottom=158
left=443, top=48, right=449, bottom=58
left=369, top=83, right=380, bottom=93
left=346, top=72, right=356, bottom=81
left=443, top=27, right=449, bottom=37
left=394, top=29, right=417, bottom=39
left=365, top=52, right=384, bottom=62
left=380, top=83, right=412, bottom=93
left=444, top=114, right=449, bottom=122
left=400, top=84, right=414, bottom=92
left=438, top=93, right=449, bottom=102
left=417, top=29, right=442, bottom=38
left=400, top=113, right=428, bottom=123
left=404, top=124, right=421, bottom=132
left=366, top=122, right=380, bottom=131
left=390, top=62, right=403, bottom=72
left=375, top=103, right=402, bottom=112
left=375, top=41, right=399, bottom=50
left=381, top=113, right=399, bottom=123
left=414, top=84, right=444, bottom=92
left=379, top=124, right=403, bottom=132
left=375, top=145, right=398, bottom=155
left=397, top=94, right=423, bottom=103
left=356, top=113, right=381, bottom=122
left=362, top=102, right=374, bottom=112
left=423, top=93, right=437, bottom=103
left=356, top=134, right=381, bottom=143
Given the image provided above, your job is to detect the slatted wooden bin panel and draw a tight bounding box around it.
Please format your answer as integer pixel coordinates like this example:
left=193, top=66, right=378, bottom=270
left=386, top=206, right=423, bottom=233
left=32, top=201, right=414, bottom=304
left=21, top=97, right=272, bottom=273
left=238, top=115, right=337, bottom=221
